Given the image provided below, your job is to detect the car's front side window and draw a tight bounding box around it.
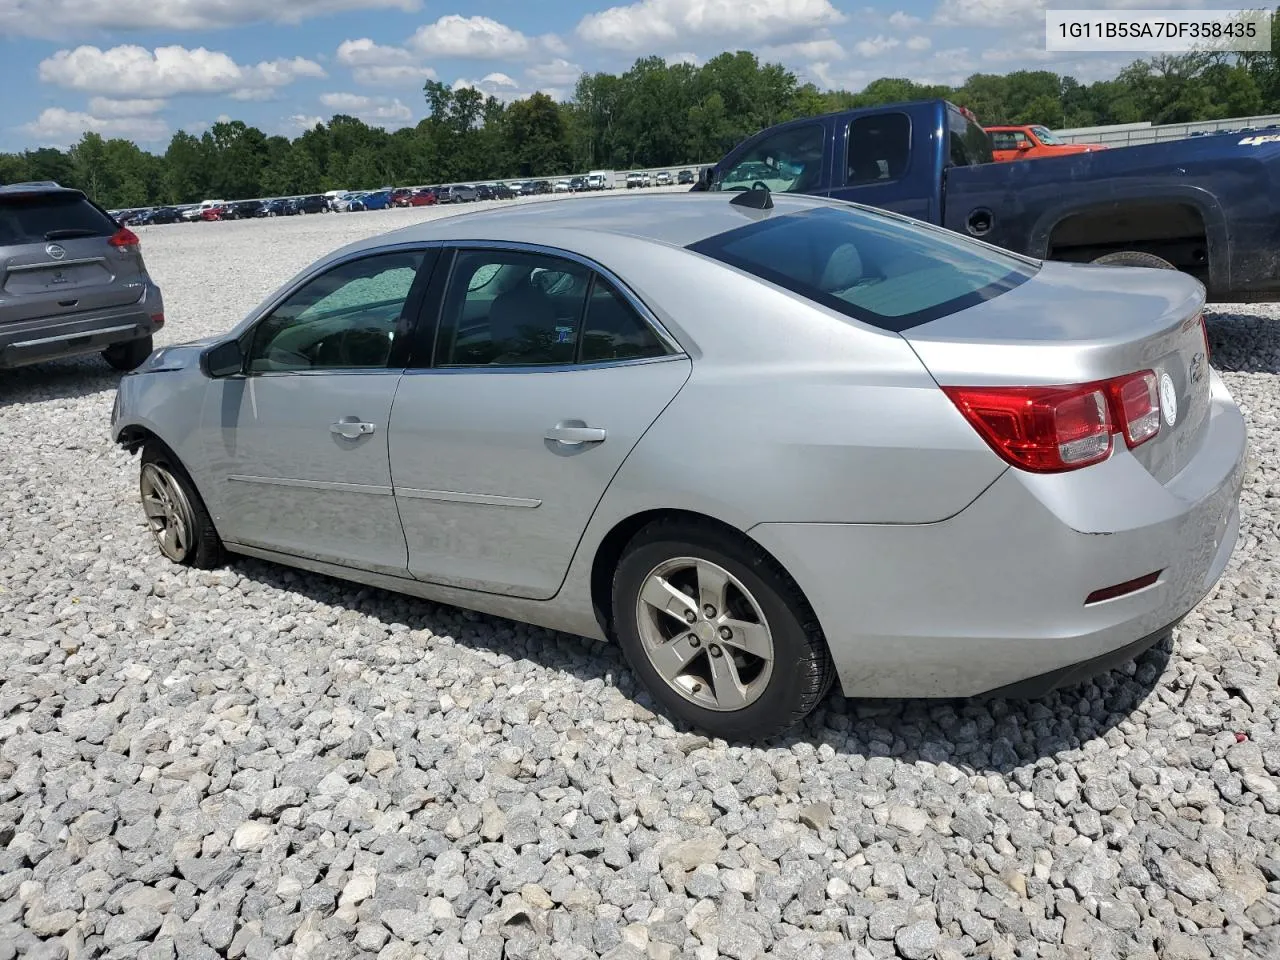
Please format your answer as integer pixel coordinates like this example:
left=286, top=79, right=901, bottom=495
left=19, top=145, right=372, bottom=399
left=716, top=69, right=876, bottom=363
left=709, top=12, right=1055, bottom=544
left=246, top=251, right=426, bottom=373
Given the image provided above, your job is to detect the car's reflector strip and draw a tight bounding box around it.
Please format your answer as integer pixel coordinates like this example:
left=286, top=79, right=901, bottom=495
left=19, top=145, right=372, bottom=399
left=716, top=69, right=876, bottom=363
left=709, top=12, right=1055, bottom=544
left=1085, top=571, right=1162, bottom=605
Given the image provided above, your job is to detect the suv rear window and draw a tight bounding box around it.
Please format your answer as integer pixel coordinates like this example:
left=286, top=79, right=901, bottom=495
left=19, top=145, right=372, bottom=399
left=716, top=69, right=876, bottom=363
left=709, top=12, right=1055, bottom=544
left=687, top=205, right=1037, bottom=332
left=0, top=192, right=117, bottom=246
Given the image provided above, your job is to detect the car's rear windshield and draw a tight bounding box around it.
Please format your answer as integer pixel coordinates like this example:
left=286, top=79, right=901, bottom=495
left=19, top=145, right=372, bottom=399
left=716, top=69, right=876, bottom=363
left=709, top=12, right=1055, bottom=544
left=687, top=204, right=1038, bottom=332
left=0, top=192, right=117, bottom=246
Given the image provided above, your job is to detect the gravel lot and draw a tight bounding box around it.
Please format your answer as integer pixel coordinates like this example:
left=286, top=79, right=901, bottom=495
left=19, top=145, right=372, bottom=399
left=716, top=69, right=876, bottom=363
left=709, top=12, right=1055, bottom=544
left=1, top=193, right=1278, bottom=960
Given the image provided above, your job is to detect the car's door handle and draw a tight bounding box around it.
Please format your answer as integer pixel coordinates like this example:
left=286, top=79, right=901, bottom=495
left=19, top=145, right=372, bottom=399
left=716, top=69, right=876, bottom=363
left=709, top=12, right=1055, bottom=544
left=545, top=423, right=607, bottom=445
left=331, top=419, right=376, bottom=440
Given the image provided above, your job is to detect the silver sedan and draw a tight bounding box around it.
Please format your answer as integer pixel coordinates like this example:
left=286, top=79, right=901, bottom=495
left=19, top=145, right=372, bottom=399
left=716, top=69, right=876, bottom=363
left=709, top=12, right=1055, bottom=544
left=111, top=192, right=1246, bottom=740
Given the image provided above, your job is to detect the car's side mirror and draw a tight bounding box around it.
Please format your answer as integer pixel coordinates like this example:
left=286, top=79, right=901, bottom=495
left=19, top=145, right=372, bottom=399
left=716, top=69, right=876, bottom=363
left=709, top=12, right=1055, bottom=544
left=203, top=340, right=245, bottom=378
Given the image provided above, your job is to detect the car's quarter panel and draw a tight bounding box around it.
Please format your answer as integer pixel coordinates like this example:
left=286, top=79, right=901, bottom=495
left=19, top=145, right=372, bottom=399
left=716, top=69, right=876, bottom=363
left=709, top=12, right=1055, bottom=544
left=390, top=357, right=693, bottom=599
left=903, top=261, right=1212, bottom=485
left=749, top=371, right=1246, bottom=697
left=200, top=371, right=409, bottom=574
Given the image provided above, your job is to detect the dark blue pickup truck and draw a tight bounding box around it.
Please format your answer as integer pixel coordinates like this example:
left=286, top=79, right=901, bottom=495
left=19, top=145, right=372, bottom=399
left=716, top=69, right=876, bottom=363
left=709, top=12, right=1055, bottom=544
left=694, top=99, right=1280, bottom=302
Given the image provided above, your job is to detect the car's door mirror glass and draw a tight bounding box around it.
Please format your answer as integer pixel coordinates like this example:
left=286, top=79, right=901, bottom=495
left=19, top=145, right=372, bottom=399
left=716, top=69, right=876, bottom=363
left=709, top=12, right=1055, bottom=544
left=204, top=340, right=244, bottom=378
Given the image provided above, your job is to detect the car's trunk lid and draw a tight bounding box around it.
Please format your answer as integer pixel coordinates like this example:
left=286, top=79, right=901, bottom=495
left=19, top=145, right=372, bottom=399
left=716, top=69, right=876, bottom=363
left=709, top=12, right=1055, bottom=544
left=902, top=260, right=1212, bottom=485
left=1, top=191, right=145, bottom=322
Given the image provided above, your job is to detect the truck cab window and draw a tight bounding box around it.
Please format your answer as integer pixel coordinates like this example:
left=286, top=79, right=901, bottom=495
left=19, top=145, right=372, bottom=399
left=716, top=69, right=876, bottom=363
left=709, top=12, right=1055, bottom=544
left=715, top=123, right=824, bottom=194
left=847, top=112, right=911, bottom=185
left=948, top=108, right=994, bottom=167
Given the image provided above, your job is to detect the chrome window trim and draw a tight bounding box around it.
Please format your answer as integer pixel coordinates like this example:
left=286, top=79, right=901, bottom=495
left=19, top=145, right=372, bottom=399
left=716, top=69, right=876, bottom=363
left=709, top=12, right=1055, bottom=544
left=442, top=239, right=687, bottom=359
left=405, top=354, right=683, bottom=377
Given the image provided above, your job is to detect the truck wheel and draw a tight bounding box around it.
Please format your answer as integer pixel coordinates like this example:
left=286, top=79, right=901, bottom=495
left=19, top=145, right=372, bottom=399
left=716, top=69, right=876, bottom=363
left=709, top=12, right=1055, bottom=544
left=103, top=335, right=153, bottom=371
left=1091, top=251, right=1176, bottom=270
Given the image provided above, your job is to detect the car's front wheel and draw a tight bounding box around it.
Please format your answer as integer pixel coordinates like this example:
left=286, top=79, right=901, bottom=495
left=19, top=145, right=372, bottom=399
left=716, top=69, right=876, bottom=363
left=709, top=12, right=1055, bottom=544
left=612, top=518, right=835, bottom=740
left=103, top=335, right=153, bottom=371
left=139, top=445, right=225, bottom=569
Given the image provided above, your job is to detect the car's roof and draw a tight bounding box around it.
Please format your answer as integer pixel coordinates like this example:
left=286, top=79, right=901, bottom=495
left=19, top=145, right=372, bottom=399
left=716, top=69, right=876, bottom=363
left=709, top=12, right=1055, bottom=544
left=0, top=181, right=84, bottom=198
left=366, top=191, right=840, bottom=252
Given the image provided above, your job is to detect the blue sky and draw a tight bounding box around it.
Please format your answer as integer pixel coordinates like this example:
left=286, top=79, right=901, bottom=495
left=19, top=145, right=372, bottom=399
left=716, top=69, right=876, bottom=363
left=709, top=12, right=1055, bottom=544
left=0, top=0, right=1239, bottom=152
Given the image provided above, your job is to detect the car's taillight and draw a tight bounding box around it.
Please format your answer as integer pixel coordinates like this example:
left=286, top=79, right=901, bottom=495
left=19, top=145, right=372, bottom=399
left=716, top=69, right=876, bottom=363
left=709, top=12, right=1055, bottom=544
left=943, top=371, right=1163, bottom=473
left=1114, top=371, right=1160, bottom=447
left=109, top=227, right=140, bottom=249
left=151, top=312, right=165, bottom=330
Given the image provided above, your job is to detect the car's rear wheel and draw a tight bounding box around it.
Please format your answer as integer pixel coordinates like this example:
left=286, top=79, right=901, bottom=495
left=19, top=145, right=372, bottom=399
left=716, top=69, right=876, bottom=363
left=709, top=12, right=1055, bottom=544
left=139, top=445, right=224, bottom=569
left=103, top=335, right=153, bottom=371
left=612, top=518, right=835, bottom=740
left=1091, top=250, right=1177, bottom=270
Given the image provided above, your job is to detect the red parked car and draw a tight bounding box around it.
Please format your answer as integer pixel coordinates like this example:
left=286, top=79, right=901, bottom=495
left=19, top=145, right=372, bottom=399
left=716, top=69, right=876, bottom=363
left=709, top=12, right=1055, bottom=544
left=397, top=189, right=438, bottom=207
left=200, top=204, right=225, bottom=222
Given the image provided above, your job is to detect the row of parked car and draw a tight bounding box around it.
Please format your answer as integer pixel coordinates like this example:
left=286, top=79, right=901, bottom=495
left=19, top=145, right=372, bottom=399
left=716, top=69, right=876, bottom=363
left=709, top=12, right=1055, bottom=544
left=106, top=168, right=696, bottom=227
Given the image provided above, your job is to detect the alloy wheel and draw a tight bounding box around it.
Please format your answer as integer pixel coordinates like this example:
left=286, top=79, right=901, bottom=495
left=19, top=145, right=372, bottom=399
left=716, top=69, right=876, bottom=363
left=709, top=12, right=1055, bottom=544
left=140, top=463, right=195, bottom=562
left=635, top=556, right=775, bottom=712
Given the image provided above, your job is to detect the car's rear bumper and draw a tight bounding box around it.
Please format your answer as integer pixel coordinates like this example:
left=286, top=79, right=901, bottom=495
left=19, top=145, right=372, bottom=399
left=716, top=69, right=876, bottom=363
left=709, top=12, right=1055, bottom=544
left=749, top=371, right=1247, bottom=699
left=0, top=288, right=163, bottom=369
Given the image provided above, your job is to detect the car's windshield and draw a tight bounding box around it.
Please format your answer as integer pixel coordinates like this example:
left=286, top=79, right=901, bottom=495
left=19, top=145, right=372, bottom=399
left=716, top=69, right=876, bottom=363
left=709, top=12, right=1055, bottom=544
left=1030, top=125, right=1064, bottom=145
left=688, top=204, right=1038, bottom=332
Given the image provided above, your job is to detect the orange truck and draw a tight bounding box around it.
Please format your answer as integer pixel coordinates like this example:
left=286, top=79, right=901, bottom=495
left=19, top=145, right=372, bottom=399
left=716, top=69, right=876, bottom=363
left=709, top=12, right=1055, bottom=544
left=985, top=124, right=1107, bottom=162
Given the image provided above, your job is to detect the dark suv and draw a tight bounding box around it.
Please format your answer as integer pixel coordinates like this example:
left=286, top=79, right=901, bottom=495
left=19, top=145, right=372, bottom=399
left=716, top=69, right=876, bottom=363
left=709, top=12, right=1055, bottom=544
left=0, top=181, right=164, bottom=371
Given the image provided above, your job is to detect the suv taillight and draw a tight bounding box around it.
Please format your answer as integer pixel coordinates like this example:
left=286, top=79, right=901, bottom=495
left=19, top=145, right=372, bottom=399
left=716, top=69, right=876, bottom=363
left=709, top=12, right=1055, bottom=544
left=943, top=371, right=1162, bottom=473
left=109, top=227, right=140, bottom=249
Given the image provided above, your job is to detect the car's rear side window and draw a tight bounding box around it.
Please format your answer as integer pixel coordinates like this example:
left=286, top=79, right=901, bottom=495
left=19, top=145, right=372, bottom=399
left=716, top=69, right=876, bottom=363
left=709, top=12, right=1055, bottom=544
left=687, top=205, right=1038, bottom=332
left=0, top=193, right=117, bottom=246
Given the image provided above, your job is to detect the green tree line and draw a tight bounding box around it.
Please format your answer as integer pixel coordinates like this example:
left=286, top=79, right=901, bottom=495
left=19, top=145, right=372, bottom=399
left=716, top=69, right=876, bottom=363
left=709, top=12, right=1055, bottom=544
left=7, top=29, right=1280, bottom=210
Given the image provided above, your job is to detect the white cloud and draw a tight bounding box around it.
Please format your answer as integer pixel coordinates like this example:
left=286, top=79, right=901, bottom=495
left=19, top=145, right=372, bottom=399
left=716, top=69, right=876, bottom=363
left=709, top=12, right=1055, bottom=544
left=853, top=36, right=901, bottom=57
left=336, top=38, right=436, bottom=85
left=39, top=45, right=325, bottom=99
left=668, top=52, right=701, bottom=66
left=888, top=11, right=922, bottom=28
left=319, top=92, right=413, bottom=125
left=527, top=59, right=583, bottom=88
left=289, top=114, right=326, bottom=132
left=411, top=15, right=560, bottom=60
left=21, top=106, right=169, bottom=145
left=906, top=36, right=932, bottom=51
left=933, top=0, right=1044, bottom=28
left=453, top=73, right=520, bottom=95
left=577, top=0, right=845, bottom=51
left=0, top=0, right=421, bottom=38
left=87, top=96, right=167, bottom=117
left=762, top=38, right=846, bottom=60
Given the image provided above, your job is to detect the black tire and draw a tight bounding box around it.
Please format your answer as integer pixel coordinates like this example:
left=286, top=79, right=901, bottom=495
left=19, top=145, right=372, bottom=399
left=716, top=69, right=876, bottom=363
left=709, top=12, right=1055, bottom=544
left=103, top=335, right=154, bottom=371
left=1091, top=250, right=1176, bottom=270
left=611, top=518, right=835, bottom=741
left=139, top=444, right=225, bottom=569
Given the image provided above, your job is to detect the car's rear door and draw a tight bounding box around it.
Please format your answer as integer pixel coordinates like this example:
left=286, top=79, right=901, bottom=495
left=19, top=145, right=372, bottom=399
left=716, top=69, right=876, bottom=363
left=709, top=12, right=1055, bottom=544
left=200, top=246, right=439, bottom=575
left=0, top=189, right=144, bottom=322
left=388, top=244, right=692, bottom=600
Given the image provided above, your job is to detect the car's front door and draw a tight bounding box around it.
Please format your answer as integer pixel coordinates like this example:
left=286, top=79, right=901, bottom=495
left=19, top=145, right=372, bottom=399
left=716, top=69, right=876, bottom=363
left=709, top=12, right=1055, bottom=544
left=201, top=248, right=436, bottom=574
left=388, top=246, right=692, bottom=599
